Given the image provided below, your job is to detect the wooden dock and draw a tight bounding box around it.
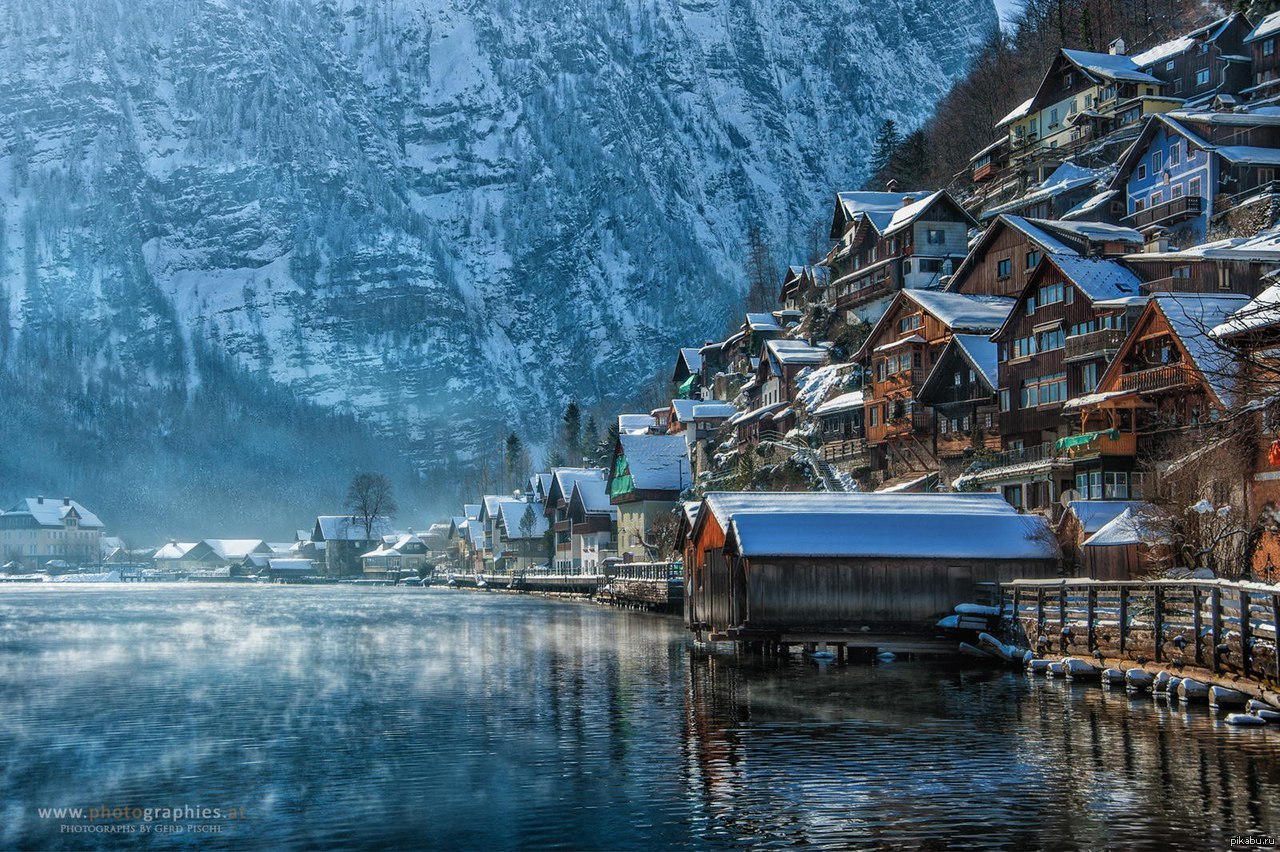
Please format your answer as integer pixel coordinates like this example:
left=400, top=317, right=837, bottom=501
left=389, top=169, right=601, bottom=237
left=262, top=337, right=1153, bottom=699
left=1005, top=577, right=1280, bottom=696
left=447, top=563, right=683, bottom=613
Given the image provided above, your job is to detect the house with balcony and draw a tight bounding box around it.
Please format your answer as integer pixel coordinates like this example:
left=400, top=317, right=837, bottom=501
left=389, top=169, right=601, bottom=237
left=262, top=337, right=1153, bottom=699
left=1245, top=12, right=1280, bottom=100
left=494, top=497, right=551, bottom=573
left=1064, top=293, right=1250, bottom=503
left=1129, top=13, right=1252, bottom=106
left=1122, top=227, right=1280, bottom=297
left=1108, top=110, right=1280, bottom=244
left=916, top=334, right=1002, bottom=462
left=948, top=214, right=1143, bottom=298
left=856, top=289, right=1013, bottom=477
left=999, top=47, right=1178, bottom=171
left=753, top=339, right=828, bottom=434
left=821, top=190, right=975, bottom=325
left=973, top=255, right=1145, bottom=510
left=564, top=479, right=618, bottom=573
left=672, top=348, right=704, bottom=399
left=812, top=391, right=866, bottom=467
left=607, top=433, right=690, bottom=560
left=543, top=468, right=607, bottom=570
left=360, top=532, right=429, bottom=580
left=778, top=265, right=826, bottom=311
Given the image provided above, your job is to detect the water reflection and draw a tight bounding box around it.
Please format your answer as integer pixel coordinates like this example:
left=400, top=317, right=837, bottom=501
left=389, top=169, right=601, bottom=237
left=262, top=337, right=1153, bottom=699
left=0, top=586, right=1276, bottom=849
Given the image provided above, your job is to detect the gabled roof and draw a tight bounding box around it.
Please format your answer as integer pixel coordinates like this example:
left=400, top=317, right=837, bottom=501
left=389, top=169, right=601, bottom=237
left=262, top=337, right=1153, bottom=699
left=463, top=503, right=481, bottom=520
left=764, top=339, right=827, bottom=369
left=498, top=499, right=550, bottom=540
left=1246, top=10, right=1280, bottom=43
left=618, top=413, right=657, bottom=435
left=204, top=539, right=272, bottom=561
left=314, top=515, right=394, bottom=541
left=1067, top=500, right=1151, bottom=535
left=996, top=97, right=1035, bottom=128
left=568, top=478, right=617, bottom=517
left=1110, top=111, right=1280, bottom=189
left=692, top=492, right=1058, bottom=560
left=546, top=468, right=606, bottom=508
left=1133, top=13, right=1243, bottom=65
left=672, top=347, right=703, bottom=382
left=1030, top=218, right=1143, bottom=246
left=992, top=254, right=1143, bottom=340
left=856, top=289, right=1013, bottom=361
left=154, top=541, right=199, bottom=560
left=1083, top=506, right=1168, bottom=547
left=610, top=433, right=689, bottom=497
left=1212, top=282, right=1280, bottom=339
left=1061, top=48, right=1161, bottom=84
left=830, top=190, right=934, bottom=238
left=745, top=312, right=782, bottom=332
left=812, top=391, right=865, bottom=417
left=983, top=162, right=1105, bottom=219
left=917, top=334, right=999, bottom=403
left=690, top=402, right=738, bottom=420
left=880, top=190, right=977, bottom=238
left=4, top=498, right=104, bottom=529
left=947, top=215, right=1081, bottom=292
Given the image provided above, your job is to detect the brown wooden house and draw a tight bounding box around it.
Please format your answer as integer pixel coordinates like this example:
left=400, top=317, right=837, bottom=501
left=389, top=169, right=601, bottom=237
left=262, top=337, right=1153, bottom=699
left=855, top=289, right=1012, bottom=476
left=683, top=492, right=1060, bottom=647
left=915, top=334, right=1002, bottom=461
left=1244, top=13, right=1280, bottom=100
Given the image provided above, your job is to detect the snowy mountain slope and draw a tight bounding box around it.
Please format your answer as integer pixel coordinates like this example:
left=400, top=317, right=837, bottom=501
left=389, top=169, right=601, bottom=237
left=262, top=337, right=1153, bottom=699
left=0, top=0, right=996, bottom=514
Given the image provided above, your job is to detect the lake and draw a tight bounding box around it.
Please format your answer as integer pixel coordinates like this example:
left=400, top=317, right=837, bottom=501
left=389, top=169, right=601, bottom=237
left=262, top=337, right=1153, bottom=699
left=0, top=585, right=1276, bottom=849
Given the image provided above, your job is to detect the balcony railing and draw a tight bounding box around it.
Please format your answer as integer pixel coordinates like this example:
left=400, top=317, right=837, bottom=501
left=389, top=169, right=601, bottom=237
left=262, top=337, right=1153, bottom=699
left=834, top=275, right=898, bottom=310
left=819, top=438, right=867, bottom=463
left=1064, top=328, right=1129, bottom=362
left=1059, top=430, right=1138, bottom=459
left=1123, top=195, right=1203, bottom=229
left=981, top=440, right=1057, bottom=470
left=1116, top=363, right=1190, bottom=394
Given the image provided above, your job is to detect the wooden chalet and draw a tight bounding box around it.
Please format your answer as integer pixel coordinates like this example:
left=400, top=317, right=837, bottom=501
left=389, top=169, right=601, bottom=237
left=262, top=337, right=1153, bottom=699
left=822, top=190, right=975, bottom=324
left=1064, top=293, right=1249, bottom=501
left=1058, top=499, right=1162, bottom=579
left=564, top=479, right=619, bottom=573
left=948, top=214, right=1143, bottom=298
left=811, top=391, right=866, bottom=466
left=1122, top=227, right=1280, bottom=298
left=361, top=532, right=430, bottom=580
left=607, top=433, right=690, bottom=560
left=980, top=162, right=1116, bottom=223
left=855, top=289, right=1012, bottom=476
left=543, top=468, right=607, bottom=571
left=1246, top=12, right=1280, bottom=99
left=672, top=348, right=704, bottom=399
left=1128, top=14, right=1252, bottom=105
left=683, top=492, right=1060, bottom=650
left=496, top=497, right=551, bottom=572
left=915, top=334, right=1002, bottom=461
left=779, top=265, right=825, bottom=311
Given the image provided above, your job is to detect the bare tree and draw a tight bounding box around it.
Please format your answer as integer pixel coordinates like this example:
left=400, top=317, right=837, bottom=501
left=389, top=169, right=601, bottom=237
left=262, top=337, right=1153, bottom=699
left=345, top=472, right=398, bottom=540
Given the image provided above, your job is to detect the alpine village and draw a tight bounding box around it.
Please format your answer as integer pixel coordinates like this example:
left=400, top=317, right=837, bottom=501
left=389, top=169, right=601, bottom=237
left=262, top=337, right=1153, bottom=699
left=24, top=2, right=1280, bottom=713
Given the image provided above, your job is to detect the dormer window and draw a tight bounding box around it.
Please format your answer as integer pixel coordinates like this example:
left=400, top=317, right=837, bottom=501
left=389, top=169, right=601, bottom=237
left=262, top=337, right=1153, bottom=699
left=1063, top=71, right=1074, bottom=87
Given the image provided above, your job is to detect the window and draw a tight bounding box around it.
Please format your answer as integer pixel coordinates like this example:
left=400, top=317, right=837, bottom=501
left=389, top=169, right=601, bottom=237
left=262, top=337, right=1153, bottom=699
left=1081, top=362, right=1099, bottom=392
left=1150, top=191, right=1163, bottom=205
left=1153, top=151, right=1163, bottom=172
left=1075, top=472, right=1089, bottom=495
left=1262, top=168, right=1276, bottom=186
left=1026, top=250, right=1041, bottom=270
left=1172, top=183, right=1184, bottom=199
left=1035, top=326, right=1065, bottom=351
left=869, top=406, right=880, bottom=427
left=1138, top=164, right=1147, bottom=180
left=1169, top=143, right=1181, bottom=166
left=1219, top=267, right=1233, bottom=291
left=1189, top=176, right=1202, bottom=198
left=1267, top=39, right=1277, bottom=57
left=1069, top=97, right=1078, bottom=115
left=1026, top=297, right=1036, bottom=316
left=1134, top=198, right=1145, bottom=213
left=996, top=258, right=1012, bottom=279
left=1036, top=281, right=1065, bottom=306
left=1105, top=472, right=1130, bottom=499
left=1063, top=72, right=1073, bottom=88
left=1049, top=107, right=1059, bottom=128
left=1089, top=471, right=1103, bottom=500
left=1166, top=59, right=1176, bottom=71
left=954, top=372, right=963, bottom=386
left=1196, top=68, right=1210, bottom=86
left=1173, top=78, right=1184, bottom=94
left=926, top=228, right=946, bottom=245
left=898, top=314, right=921, bottom=334
left=939, top=418, right=949, bottom=434
left=1173, top=264, right=1192, bottom=279
left=999, top=389, right=1011, bottom=411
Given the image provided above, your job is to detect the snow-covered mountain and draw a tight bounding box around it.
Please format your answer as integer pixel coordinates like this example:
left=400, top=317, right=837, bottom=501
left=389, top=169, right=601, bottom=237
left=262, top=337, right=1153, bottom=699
left=0, top=0, right=995, bottom=529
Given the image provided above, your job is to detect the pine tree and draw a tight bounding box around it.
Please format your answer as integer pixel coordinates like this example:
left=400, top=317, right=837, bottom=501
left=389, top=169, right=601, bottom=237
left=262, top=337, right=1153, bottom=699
left=868, top=119, right=902, bottom=187
left=583, top=415, right=599, bottom=465
left=562, top=401, right=582, bottom=465
left=503, top=431, right=529, bottom=492
left=889, top=129, right=929, bottom=188
left=744, top=222, right=776, bottom=313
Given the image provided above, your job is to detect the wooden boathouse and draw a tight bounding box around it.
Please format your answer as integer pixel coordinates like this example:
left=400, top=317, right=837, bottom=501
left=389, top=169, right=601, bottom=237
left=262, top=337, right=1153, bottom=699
left=682, top=492, right=1060, bottom=652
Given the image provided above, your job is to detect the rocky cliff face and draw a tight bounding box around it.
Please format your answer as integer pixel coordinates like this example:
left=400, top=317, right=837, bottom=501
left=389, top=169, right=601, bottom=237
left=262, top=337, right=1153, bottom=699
left=0, top=0, right=995, bottom=532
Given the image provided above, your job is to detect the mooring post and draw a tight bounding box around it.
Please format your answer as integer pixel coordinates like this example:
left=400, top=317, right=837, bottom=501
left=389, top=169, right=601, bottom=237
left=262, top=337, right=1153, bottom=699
left=1087, top=585, right=1097, bottom=652
left=1058, top=584, right=1067, bottom=644
left=1036, top=587, right=1045, bottom=646
left=1119, top=585, right=1128, bottom=655
left=1273, top=594, right=1280, bottom=687
left=1193, top=586, right=1203, bottom=667
left=1241, top=588, right=1253, bottom=678
left=1153, top=585, right=1165, bottom=662
left=1211, top=586, right=1223, bottom=674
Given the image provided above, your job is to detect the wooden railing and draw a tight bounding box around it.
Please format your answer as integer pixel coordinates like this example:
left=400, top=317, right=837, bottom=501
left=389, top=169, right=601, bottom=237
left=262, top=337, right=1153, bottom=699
left=1064, top=328, right=1128, bottom=361
left=819, top=438, right=867, bottom=463
left=1141, top=276, right=1208, bottom=295
left=1123, top=195, right=1203, bottom=229
left=1005, top=578, right=1280, bottom=688
left=608, top=561, right=683, bottom=582
left=1116, top=363, right=1189, bottom=394
left=979, top=440, right=1057, bottom=470
left=1061, top=430, right=1138, bottom=459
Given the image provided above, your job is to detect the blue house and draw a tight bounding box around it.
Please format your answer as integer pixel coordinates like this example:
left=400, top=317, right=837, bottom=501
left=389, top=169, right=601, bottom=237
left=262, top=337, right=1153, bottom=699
left=1109, top=110, right=1280, bottom=244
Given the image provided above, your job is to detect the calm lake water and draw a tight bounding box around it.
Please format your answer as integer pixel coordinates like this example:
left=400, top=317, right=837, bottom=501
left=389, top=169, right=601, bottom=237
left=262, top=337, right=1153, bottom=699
left=0, top=585, right=1278, bottom=850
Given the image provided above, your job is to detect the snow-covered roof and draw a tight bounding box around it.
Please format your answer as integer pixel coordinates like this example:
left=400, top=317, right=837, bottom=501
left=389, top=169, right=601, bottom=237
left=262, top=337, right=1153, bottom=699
left=616, top=433, right=689, bottom=492
left=678, top=347, right=703, bottom=373
left=1061, top=190, right=1118, bottom=220
left=691, top=402, right=738, bottom=420
left=205, top=539, right=271, bottom=561
left=1030, top=218, right=1142, bottom=245
left=1246, top=10, right=1280, bottom=43
left=1047, top=255, right=1143, bottom=301
left=902, top=290, right=1014, bottom=333
left=498, top=499, right=550, bottom=540
left=951, top=334, right=1000, bottom=389
left=812, top=391, right=865, bottom=417
left=267, top=558, right=313, bottom=572
left=315, top=515, right=393, bottom=541
left=1062, top=49, right=1160, bottom=84
left=4, top=498, right=104, bottom=529
left=1067, top=500, right=1151, bottom=535
left=1168, top=106, right=1280, bottom=127
left=835, top=190, right=934, bottom=233
left=745, top=312, right=782, bottom=332
left=569, top=478, right=616, bottom=516
left=883, top=190, right=945, bottom=236
left=1131, top=34, right=1197, bottom=67
left=1001, top=216, right=1079, bottom=255
left=728, top=401, right=786, bottom=426
left=873, top=333, right=926, bottom=353
left=548, top=468, right=606, bottom=505
left=1216, top=146, right=1280, bottom=166
left=996, top=97, right=1034, bottom=128
left=1213, top=282, right=1280, bottom=338
left=618, top=413, right=657, bottom=435
left=699, top=492, right=1058, bottom=560
left=1154, top=293, right=1251, bottom=405
left=463, top=503, right=481, bottom=520
left=1083, top=507, right=1168, bottom=547
left=983, top=162, right=1103, bottom=218
left=765, top=338, right=827, bottom=367
left=154, top=541, right=198, bottom=560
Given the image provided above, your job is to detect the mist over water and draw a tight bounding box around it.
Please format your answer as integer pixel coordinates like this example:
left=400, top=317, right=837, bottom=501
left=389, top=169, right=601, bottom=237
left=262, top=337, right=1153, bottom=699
left=0, top=586, right=1277, bottom=849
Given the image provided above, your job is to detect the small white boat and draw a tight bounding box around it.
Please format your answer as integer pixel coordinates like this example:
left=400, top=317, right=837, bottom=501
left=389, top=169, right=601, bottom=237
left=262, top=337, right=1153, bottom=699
left=977, top=633, right=1014, bottom=663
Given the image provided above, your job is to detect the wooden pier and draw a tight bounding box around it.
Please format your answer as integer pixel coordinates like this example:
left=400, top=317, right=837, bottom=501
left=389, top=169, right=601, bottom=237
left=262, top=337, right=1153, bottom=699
left=1005, top=577, right=1280, bottom=696
left=449, top=562, right=684, bottom=613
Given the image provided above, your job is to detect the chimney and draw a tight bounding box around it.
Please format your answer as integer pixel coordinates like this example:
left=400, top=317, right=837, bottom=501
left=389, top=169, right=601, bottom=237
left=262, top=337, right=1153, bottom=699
left=1144, top=228, right=1170, bottom=253
left=885, top=178, right=899, bottom=193
left=63, top=497, right=70, bottom=507
left=1108, top=37, right=1126, bottom=55
left=36, top=496, right=43, bottom=505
